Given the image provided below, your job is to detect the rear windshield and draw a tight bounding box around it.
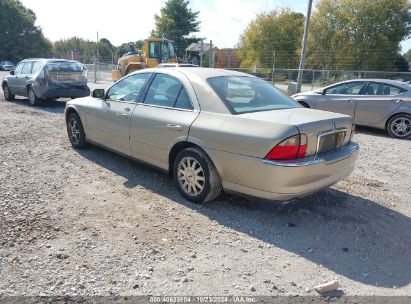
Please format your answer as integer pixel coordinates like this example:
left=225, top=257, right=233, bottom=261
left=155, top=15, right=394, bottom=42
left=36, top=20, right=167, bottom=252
left=45, top=62, right=85, bottom=72
left=208, top=76, right=300, bottom=114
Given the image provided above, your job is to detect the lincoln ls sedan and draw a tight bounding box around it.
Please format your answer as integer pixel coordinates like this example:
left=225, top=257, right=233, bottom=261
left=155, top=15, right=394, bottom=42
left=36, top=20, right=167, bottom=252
left=292, top=79, right=411, bottom=139
left=65, top=68, right=359, bottom=203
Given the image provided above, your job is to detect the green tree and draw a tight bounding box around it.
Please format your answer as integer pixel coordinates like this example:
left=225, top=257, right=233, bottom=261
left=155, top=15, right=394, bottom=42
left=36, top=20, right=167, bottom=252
left=0, top=0, right=52, bottom=61
left=237, top=9, right=304, bottom=69
left=152, top=0, right=200, bottom=56
left=307, top=0, right=411, bottom=71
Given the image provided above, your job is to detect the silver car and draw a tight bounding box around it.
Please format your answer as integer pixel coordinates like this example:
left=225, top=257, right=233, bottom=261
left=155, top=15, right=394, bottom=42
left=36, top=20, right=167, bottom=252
left=65, top=68, right=359, bottom=203
left=292, top=79, right=411, bottom=139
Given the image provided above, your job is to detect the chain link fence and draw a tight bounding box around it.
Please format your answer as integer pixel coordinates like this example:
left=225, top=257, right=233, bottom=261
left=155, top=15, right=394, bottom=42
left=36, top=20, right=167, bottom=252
left=228, top=68, right=411, bottom=93
left=80, top=62, right=411, bottom=93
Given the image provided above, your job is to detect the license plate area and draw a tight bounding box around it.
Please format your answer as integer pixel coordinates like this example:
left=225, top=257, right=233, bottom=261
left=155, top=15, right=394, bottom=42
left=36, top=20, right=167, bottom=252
left=317, top=129, right=346, bottom=155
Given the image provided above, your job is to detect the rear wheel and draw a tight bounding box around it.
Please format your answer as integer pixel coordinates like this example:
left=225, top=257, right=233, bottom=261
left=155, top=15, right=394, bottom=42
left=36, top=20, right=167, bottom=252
left=387, top=114, right=411, bottom=139
left=174, top=147, right=222, bottom=203
left=3, top=84, right=14, bottom=101
left=66, top=112, right=86, bottom=148
left=28, top=87, right=39, bottom=106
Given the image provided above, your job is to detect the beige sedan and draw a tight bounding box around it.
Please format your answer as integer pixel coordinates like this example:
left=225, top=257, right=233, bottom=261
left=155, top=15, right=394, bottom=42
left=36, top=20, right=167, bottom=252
left=65, top=68, right=359, bottom=203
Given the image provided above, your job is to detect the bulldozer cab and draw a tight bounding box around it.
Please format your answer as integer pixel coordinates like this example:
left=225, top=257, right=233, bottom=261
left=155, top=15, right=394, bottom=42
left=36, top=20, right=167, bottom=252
left=112, top=38, right=176, bottom=82
left=145, top=38, right=175, bottom=67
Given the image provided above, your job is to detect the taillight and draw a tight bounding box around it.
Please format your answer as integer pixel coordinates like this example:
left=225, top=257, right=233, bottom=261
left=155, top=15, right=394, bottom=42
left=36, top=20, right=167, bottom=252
left=265, top=134, right=307, bottom=161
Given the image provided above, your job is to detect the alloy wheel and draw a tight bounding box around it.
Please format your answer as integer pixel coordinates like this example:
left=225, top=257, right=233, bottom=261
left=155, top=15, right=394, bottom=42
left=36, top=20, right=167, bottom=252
left=177, top=156, right=206, bottom=197
left=69, top=118, right=81, bottom=145
left=390, top=116, right=411, bottom=138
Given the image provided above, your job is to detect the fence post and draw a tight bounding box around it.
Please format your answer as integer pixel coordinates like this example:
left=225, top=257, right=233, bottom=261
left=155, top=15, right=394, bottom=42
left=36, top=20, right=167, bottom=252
left=311, top=70, right=315, bottom=90
left=94, top=53, right=97, bottom=83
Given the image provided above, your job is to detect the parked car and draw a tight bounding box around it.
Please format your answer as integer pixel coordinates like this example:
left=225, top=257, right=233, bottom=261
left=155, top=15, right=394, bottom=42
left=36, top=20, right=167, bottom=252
left=65, top=68, right=359, bottom=203
left=0, top=61, right=15, bottom=71
left=292, top=79, right=411, bottom=139
left=2, top=59, right=90, bottom=105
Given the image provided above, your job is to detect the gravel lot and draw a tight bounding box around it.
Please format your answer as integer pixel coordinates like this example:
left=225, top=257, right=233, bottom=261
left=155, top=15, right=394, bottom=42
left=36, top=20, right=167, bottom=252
left=0, top=71, right=410, bottom=297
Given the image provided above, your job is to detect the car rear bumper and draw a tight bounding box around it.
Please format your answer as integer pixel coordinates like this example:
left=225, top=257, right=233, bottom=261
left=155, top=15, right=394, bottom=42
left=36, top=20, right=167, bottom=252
left=217, top=142, right=359, bottom=201
left=37, top=86, right=90, bottom=99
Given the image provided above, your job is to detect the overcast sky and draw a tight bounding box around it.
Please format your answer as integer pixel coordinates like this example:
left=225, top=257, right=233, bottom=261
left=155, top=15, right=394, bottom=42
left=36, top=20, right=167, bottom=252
left=20, top=0, right=411, bottom=52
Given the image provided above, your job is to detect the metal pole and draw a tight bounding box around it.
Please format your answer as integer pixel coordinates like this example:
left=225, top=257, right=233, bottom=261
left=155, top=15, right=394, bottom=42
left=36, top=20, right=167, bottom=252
left=200, top=40, right=203, bottom=67
left=311, top=69, right=315, bottom=90
left=71, top=50, right=74, bottom=60
left=96, top=32, right=99, bottom=82
left=209, top=40, right=213, bottom=68
left=271, top=50, right=276, bottom=85
left=296, top=0, right=313, bottom=93
left=94, top=52, right=97, bottom=83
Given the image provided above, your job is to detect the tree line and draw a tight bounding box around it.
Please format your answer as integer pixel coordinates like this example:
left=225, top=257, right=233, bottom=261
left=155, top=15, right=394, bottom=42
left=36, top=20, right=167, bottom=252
left=1, top=0, right=411, bottom=72
left=237, top=0, right=411, bottom=72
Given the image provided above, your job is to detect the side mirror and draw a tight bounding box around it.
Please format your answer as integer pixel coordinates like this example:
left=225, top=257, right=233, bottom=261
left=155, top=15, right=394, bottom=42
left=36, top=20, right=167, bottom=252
left=92, top=89, right=105, bottom=99
left=321, top=89, right=326, bottom=95
left=10, top=70, right=15, bottom=75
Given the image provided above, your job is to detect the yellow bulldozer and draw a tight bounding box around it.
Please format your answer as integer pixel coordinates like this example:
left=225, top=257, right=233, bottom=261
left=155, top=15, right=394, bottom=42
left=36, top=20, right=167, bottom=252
left=111, top=38, right=176, bottom=81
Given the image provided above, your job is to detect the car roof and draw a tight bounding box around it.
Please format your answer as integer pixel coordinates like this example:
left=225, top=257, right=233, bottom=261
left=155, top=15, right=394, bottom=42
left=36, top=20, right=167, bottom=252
left=331, top=78, right=410, bottom=88
left=19, top=58, right=83, bottom=64
left=155, top=67, right=253, bottom=80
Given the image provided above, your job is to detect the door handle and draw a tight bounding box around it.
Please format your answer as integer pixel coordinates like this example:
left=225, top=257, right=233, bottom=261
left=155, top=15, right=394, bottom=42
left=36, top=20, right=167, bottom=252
left=116, top=113, right=128, bottom=118
left=391, top=99, right=402, bottom=103
left=124, top=108, right=131, bottom=112
left=348, top=99, right=355, bottom=103
left=166, top=124, right=183, bottom=131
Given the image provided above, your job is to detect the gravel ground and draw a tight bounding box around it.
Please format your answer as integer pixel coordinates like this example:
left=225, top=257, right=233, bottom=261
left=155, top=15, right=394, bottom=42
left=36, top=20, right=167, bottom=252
left=0, top=73, right=410, bottom=297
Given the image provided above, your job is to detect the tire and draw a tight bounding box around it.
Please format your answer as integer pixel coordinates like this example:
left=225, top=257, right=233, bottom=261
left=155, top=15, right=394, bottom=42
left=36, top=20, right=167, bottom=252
left=66, top=112, right=87, bottom=148
left=3, top=84, right=15, bottom=101
left=173, top=147, right=222, bottom=203
left=28, top=87, right=39, bottom=106
left=386, top=114, right=411, bottom=139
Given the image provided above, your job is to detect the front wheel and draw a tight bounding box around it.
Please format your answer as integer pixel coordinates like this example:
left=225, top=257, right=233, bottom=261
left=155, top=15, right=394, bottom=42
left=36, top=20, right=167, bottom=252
left=174, top=147, right=222, bottom=203
left=66, top=112, right=86, bottom=148
left=3, top=84, right=15, bottom=101
left=387, top=114, right=411, bottom=139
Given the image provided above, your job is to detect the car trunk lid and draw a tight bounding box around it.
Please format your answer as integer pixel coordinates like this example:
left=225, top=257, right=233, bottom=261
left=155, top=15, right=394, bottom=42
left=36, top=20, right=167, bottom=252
left=240, top=108, right=354, bottom=157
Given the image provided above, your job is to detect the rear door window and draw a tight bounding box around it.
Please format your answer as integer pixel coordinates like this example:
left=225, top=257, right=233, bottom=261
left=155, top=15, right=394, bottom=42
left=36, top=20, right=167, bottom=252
left=365, top=82, right=404, bottom=96
left=31, top=61, right=43, bottom=74
left=21, top=62, right=33, bottom=74
left=144, top=74, right=192, bottom=109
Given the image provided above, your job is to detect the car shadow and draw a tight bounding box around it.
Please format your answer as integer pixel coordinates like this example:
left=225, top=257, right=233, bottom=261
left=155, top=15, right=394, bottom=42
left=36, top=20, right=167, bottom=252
left=6, top=97, right=67, bottom=114
left=355, top=126, right=391, bottom=139
left=76, top=144, right=411, bottom=289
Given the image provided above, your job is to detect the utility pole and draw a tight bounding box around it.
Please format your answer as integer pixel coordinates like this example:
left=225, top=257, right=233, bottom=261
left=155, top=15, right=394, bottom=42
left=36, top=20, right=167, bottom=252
left=95, top=32, right=99, bottom=83
left=200, top=39, right=204, bottom=67
left=271, top=50, right=276, bottom=85
left=296, top=0, right=313, bottom=93
left=209, top=40, right=213, bottom=68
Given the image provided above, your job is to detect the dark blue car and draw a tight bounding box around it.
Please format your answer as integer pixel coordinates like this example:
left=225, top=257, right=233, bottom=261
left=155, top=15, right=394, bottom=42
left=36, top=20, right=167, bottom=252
left=1, top=58, right=90, bottom=105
